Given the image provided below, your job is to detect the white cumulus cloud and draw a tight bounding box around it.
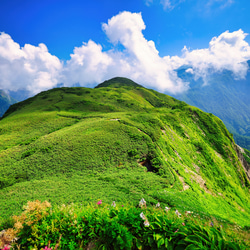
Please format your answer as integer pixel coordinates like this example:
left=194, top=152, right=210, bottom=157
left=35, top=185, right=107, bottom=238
left=0, top=32, right=62, bottom=95
left=180, top=29, right=250, bottom=80
left=61, top=40, right=113, bottom=86
left=62, top=11, right=188, bottom=93
left=0, top=12, right=250, bottom=97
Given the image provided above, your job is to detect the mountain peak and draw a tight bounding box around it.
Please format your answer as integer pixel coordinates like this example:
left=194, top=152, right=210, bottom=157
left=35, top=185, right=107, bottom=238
left=95, top=77, right=142, bottom=89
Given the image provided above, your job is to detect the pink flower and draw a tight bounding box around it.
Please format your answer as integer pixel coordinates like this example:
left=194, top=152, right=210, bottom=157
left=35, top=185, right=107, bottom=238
left=2, top=246, right=11, bottom=250
left=97, top=200, right=102, bottom=205
left=182, top=223, right=185, bottom=226
left=42, top=247, right=52, bottom=250
left=174, top=229, right=179, bottom=233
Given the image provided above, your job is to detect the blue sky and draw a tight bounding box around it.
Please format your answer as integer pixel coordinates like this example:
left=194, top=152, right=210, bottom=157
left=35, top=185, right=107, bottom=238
left=1, top=0, right=250, bottom=59
left=0, top=0, right=250, bottom=95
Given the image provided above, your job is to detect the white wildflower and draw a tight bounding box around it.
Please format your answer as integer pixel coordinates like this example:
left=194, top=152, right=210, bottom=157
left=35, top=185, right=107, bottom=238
left=139, top=198, right=146, bottom=208
left=140, top=212, right=150, bottom=227
left=155, top=202, right=160, bottom=208
left=140, top=212, right=146, bottom=220
left=111, top=201, right=116, bottom=207
left=144, top=219, right=150, bottom=227
left=165, top=206, right=171, bottom=212
left=175, top=209, right=181, bottom=217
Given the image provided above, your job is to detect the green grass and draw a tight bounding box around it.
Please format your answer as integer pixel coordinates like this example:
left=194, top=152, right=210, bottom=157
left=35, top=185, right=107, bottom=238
left=0, top=79, right=249, bottom=238
left=174, top=69, right=250, bottom=150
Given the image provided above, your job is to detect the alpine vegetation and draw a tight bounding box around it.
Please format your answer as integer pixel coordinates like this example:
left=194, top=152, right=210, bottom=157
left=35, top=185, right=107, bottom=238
left=0, top=77, right=249, bottom=249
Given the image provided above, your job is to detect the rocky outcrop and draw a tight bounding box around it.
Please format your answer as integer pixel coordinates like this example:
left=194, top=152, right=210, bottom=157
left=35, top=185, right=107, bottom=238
left=236, top=145, right=250, bottom=181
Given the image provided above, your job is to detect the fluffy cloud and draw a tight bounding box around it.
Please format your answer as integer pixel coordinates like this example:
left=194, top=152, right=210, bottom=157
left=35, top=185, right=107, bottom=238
left=63, top=12, right=250, bottom=92
left=181, top=29, right=250, bottom=80
left=61, top=40, right=113, bottom=86
left=102, top=11, right=187, bottom=92
left=0, top=12, right=250, bottom=97
left=62, top=11, right=188, bottom=93
left=0, top=32, right=62, bottom=95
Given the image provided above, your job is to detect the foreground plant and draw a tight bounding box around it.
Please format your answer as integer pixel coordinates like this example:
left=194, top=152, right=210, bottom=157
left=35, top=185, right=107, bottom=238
left=1, top=200, right=249, bottom=249
left=0, top=228, right=17, bottom=249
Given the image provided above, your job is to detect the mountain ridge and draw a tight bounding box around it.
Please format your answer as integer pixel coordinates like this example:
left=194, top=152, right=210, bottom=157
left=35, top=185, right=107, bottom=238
left=2, top=68, right=249, bottom=152
left=0, top=77, right=249, bottom=229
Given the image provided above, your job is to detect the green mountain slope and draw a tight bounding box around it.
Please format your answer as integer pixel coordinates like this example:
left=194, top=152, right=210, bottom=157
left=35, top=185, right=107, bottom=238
left=174, top=63, right=250, bottom=150
left=0, top=77, right=249, bottom=229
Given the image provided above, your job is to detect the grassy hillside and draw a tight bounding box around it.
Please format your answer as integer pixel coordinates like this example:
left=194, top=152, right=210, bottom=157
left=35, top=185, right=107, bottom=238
left=174, top=64, right=250, bottom=150
left=0, top=77, right=249, bottom=241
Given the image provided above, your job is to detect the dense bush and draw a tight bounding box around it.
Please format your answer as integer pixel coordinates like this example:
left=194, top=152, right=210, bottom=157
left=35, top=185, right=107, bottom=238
left=0, top=200, right=249, bottom=250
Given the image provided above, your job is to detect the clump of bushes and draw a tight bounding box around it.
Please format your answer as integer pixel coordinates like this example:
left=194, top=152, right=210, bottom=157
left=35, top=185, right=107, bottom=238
left=0, top=200, right=249, bottom=249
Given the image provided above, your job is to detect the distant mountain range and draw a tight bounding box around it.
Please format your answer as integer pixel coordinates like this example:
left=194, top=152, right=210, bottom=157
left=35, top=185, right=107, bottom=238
left=0, top=90, right=16, bottom=117
left=173, top=61, right=250, bottom=150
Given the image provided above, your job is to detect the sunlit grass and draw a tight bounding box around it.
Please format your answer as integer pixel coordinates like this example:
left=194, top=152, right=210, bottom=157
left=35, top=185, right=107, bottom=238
left=0, top=82, right=249, bottom=241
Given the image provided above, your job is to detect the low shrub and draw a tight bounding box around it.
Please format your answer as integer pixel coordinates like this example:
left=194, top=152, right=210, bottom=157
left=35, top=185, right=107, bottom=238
left=0, top=200, right=249, bottom=250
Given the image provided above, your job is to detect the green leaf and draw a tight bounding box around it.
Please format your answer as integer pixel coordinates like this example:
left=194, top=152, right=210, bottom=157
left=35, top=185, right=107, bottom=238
left=193, top=232, right=210, bottom=245
left=157, top=237, right=165, bottom=248
left=154, top=233, right=162, bottom=241
left=152, top=221, right=162, bottom=229
left=165, top=238, right=168, bottom=248
left=185, top=244, right=201, bottom=250
left=175, top=231, right=187, bottom=237
left=225, top=242, right=242, bottom=250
